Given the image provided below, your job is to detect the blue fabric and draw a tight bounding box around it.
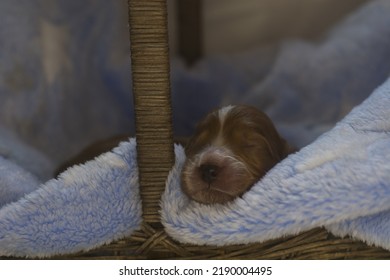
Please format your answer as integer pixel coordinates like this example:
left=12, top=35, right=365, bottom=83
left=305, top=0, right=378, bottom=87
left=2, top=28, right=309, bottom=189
left=0, top=0, right=390, bottom=257
left=162, top=80, right=390, bottom=249
left=0, top=140, right=141, bottom=257
left=0, top=0, right=134, bottom=166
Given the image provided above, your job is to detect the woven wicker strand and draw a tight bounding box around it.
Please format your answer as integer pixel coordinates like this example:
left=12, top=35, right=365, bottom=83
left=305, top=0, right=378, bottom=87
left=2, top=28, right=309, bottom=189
left=62, top=227, right=390, bottom=259
left=128, top=0, right=174, bottom=224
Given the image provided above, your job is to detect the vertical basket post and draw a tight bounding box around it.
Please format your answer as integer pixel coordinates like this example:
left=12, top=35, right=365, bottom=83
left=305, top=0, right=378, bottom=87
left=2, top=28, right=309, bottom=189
left=128, top=0, right=174, bottom=223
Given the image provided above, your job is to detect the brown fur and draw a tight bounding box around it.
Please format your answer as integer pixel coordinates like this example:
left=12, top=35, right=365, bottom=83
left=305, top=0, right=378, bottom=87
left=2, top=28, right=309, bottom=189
left=181, top=105, right=291, bottom=204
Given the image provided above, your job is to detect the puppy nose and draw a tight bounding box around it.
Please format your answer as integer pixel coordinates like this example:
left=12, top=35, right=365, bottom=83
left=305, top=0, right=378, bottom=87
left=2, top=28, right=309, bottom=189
left=200, top=164, right=219, bottom=184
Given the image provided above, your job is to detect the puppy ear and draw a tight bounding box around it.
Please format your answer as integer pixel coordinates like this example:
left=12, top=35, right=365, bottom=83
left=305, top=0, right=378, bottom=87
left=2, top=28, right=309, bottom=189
left=280, top=137, right=296, bottom=157
left=261, top=135, right=292, bottom=162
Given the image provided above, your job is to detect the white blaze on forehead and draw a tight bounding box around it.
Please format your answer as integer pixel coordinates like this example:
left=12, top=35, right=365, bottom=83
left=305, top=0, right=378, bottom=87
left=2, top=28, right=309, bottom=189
left=218, top=105, right=234, bottom=123
left=213, top=105, right=235, bottom=147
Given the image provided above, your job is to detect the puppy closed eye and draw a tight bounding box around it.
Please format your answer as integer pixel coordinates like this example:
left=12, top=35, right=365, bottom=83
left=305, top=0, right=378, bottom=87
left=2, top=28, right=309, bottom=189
left=250, top=133, right=281, bottom=155
left=240, top=144, right=259, bottom=152
left=241, top=144, right=256, bottom=149
left=237, top=133, right=268, bottom=150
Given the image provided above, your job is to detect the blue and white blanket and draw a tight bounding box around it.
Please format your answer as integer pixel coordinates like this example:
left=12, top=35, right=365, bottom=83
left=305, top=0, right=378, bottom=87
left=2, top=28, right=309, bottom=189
left=1, top=0, right=390, bottom=257
left=162, top=80, right=390, bottom=247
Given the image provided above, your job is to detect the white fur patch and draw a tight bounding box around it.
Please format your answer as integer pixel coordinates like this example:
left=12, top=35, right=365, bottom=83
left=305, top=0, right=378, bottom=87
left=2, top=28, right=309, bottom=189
left=218, top=105, right=234, bottom=124
left=213, top=105, right=234, bottom=147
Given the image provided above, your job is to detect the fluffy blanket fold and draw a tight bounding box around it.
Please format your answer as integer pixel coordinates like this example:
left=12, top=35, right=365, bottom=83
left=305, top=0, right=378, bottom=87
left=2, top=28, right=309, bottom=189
left=1, top=0, right=390, bottom=258
left=0, top=140, right=141, bottom=257
left=162, top=79, right=390, bottom=249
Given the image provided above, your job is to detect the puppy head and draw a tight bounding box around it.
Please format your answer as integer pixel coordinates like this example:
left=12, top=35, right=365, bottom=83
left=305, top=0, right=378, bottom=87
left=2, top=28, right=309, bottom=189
left=181, top=105, right=290, bottom=204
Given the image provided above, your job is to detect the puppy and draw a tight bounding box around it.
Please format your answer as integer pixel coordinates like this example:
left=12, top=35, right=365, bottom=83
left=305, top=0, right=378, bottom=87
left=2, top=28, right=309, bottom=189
left=181, top=105, right=291, bottom=205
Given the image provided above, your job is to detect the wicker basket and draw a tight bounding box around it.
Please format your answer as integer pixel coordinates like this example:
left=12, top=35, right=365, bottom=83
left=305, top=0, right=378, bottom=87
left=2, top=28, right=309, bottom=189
left=57, top=0, right=390, bottom=260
